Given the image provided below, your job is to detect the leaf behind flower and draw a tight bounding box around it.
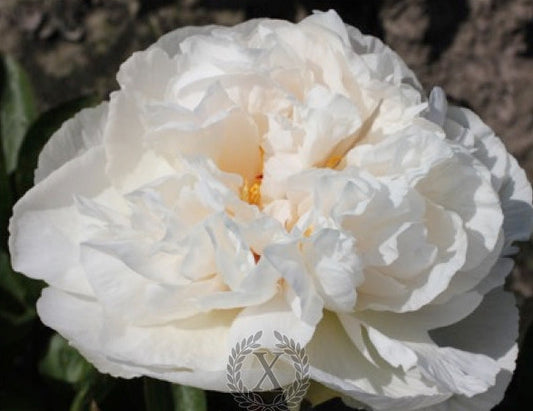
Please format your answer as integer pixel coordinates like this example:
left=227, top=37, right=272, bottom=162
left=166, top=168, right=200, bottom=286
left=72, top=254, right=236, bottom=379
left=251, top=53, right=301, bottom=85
left=39, top=333, right=95, bottom=386
left=14, top=95, right=98, bottom=196
left=0, top=54, right=37, bottom=174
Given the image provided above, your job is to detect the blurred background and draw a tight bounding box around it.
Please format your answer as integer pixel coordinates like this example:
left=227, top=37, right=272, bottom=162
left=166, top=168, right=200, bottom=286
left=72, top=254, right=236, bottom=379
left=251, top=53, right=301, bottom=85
left=0, top=0, right=532, bottom=410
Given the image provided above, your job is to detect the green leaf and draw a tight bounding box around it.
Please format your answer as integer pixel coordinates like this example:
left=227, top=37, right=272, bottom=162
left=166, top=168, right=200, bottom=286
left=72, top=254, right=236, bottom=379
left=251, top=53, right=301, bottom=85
left=69, top=384, right=92, bottom=411
left=0, top=135, right=12, bottom=250
left=0, top=250, right=25, bottom=304
left=144, top=379, right=208, bottom=411
left=0, top=250, right=44, bottom=305
left=0, top=250, right=42, bottom=341
left=144, top=378, right=174, bottom=411
left=14, top=95, right=98, bottom=197
left=144, top=378, right=207, bottom=411
left=39, top=333, right=94, bottom=385
left=172, top=385, right=207, bottom=411
left=0, top=54, right=38, bottom=174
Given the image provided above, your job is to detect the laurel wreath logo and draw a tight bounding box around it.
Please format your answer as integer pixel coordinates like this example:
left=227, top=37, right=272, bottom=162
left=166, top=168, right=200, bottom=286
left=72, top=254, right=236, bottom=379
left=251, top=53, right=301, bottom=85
left=226, top=330, right=310, bottom=411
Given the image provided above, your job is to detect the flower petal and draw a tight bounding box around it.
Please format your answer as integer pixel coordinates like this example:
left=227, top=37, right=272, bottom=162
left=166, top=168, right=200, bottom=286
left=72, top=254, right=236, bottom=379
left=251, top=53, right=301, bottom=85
left=307, top=312, right=450, bottom=411
left=9, top=147, right=109, bottom=295
left=444, top=105, right=533, bottom=253
left=37, top=287, right=236, bottom=390
left=35, top=102, right=108, bottom=183
left=422, top=288, right=518, bottom=409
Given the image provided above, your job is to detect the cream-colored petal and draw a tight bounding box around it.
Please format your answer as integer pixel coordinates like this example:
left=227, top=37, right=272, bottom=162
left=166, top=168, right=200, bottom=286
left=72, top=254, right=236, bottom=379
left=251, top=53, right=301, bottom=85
left=37, top=287, right=238, bottom=390
left=421, top=288, right=518, bottom=410
left=35, top=102, right=108, bottom=183
left=9, top=147, right=109, bottom=295
left=307, top=312, right=449, bottom=411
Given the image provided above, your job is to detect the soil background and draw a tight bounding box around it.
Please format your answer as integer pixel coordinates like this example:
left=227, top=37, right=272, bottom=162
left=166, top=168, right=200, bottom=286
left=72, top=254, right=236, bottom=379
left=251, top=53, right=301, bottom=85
left=1, top=0, right=532, bottom=409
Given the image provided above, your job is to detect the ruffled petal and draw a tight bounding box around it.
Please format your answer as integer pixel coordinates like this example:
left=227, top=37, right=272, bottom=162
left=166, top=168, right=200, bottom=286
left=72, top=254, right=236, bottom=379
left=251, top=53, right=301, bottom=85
left=37, top=287, right=236, bottom=390
left=9, top=147, right=110, bottom=295
left=307, top=312, right=450, bottom=411
left=35, top=102, right=108, bottom=183
left=422, top=288, right=518, bottom=409
left=444, top=105, right=533, bottom=254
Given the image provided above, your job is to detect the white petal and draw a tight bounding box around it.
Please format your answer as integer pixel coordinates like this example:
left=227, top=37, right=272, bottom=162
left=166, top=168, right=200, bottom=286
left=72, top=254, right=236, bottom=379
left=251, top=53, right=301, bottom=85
left=103, top=91, right=145, bottom=190
left=263, top=240, right=324, bottom=326
left=9, top=147, right=109, bottom=295
left=80, top=244, right=218, bottom=324
left=117, top=48, right=177, bottom=98
left=445, top=106, right=533, bottom=253
left=298, top=86, right=362, bottom=167
left=35, top=102, right=108, bottom=183
left=500, top=154, right=533, bottom=253
left=445, top=106, right=508, bottom=192
left=148, top=25, right=219, bottom=57
left=149, top=108, right=261, bottom=183
left=307, top=312, right=449, bottom=411
left=307, top=229, right=363, bottom=312
left=37, top=287, right=140, bottom=379
left=37, top=287, right=237, bottom=390
left=358, top=202, right=468, bottom=312
left=358, top=267, right=409, bottom=299
left=228, top=291, right=315, bottom=350
left=346, top=123, right=452, bottom=184
left=429, top=288, right=518, bottom=366
left=422, top=288, right=518, bottom=409
left=204, top=213, right=256, bottom=290
left=344, top=22, right=422, bottom=93
left=405, top=343, right=499, bottom=397
left=197, top=215, right=280, bottom=310
left=416, top=153, right=503, bottom=272
left=424, top=87, right=447, bottom=127
left=379, top=222, right=438, bottom=280
left=475, top=257, right=515, bottom=295
left=304, top=10, right=351, bottom=46
left=417, top=366, right=514, bottom=411
left=358, top=291, right=483, bottom=339
left=339, top=313, right=418, bottom=371
left=433, top=230, right=504, bottom=304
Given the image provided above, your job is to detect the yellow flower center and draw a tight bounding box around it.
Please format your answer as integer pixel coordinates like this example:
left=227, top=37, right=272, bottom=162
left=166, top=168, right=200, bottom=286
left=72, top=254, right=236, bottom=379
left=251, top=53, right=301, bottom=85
left=240, top=176, right=262, bottom=206
left=240, top=146, right=264, bottom=206
left=324, top=155, right=343, bottom=169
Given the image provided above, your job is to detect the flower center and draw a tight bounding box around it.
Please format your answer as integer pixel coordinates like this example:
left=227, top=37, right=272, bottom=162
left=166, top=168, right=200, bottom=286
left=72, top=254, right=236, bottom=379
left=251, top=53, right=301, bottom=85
left=324, top=155, right=343, bottom=169
left=240, top=175, right=263, bottom=206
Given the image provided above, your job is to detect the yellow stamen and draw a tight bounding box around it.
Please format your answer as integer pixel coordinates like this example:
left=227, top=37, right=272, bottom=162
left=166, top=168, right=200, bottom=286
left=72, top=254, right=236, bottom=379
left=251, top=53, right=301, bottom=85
left=324, top=155, right=342, bottom=169
left=240, top=178, right=262, bottom=206
left=239, top=146, right=264, bottom=206
left=303, top=225, right=314, bottom=237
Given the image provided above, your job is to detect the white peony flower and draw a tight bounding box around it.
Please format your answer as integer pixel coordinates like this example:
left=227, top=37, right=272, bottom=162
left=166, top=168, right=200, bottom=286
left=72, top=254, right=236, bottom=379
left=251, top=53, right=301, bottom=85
left=9, top=9, right=533, bottom=410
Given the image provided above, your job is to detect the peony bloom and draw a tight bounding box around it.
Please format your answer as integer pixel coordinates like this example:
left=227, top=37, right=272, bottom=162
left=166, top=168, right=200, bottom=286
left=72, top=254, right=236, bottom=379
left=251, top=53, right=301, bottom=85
left=9, top=9, right=533, bottom=410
